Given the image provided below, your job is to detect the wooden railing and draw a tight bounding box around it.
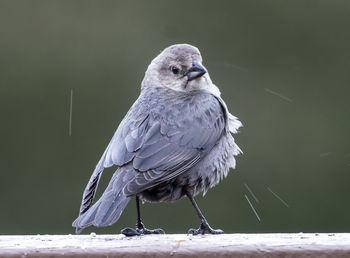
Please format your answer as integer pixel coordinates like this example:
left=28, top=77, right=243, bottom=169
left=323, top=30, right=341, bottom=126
left=0, top=233, right=349, bottom=257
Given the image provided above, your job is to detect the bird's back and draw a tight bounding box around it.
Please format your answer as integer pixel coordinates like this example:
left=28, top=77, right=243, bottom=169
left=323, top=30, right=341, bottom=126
left=133, top=87, right=241, bottom=202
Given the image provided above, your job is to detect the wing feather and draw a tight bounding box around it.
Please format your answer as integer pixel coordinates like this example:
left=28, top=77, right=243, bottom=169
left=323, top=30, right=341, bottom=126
left=120, top=90, right=227, bottom=195
left=77, top=88, right=227, bottom=215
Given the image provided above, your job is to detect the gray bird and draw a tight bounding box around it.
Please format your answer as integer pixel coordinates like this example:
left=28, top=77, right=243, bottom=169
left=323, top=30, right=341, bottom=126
left=72, top=44, right=242, bottom=236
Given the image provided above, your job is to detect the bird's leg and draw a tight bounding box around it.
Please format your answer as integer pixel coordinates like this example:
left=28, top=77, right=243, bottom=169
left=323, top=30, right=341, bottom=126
left=186, top=191, right=224, bottom=235
left=121, top=196, right=165, bottom=236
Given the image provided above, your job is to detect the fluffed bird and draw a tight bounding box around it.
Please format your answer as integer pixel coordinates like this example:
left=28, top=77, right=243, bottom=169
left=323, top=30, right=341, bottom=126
left=72, top=44, right=242, bottom=236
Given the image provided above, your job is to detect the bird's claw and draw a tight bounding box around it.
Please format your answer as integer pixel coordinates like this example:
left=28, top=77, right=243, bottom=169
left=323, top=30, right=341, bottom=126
left=188, top=222, right=224, bottom=235
left=121, top=222, right=165, bottom=237
left=121, top=227, right=141, bottom=237
left=141, top=228, right=165, bottom=235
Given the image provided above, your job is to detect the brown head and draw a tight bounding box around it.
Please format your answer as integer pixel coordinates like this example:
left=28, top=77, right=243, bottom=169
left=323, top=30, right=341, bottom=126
left=142, top=44, right=220, bottom=96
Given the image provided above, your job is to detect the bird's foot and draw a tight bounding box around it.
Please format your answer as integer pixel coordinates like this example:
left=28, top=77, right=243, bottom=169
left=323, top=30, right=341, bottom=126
left=121, top=222, right=165, bottom=237
left=188, top=221, right=224, bottom=235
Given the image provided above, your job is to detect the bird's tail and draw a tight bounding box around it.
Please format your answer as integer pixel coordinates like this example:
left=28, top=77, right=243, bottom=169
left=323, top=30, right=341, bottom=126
left=72, top=165, right=135, bottom=233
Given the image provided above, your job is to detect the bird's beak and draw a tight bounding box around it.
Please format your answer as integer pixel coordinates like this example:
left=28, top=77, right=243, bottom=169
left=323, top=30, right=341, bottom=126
left=187, top=61, right=207, bottom=81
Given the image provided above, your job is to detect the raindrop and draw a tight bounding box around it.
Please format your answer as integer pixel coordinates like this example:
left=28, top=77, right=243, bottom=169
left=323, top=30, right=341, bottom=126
left=264, top=88, right=293, bottom=103
left=267, top=187, right=289, bottom=208
left=244, top=194, right=261, bottom=222
left=69, top=89, right=73, bottom=136
left=244, top=183, right=259, bottom=203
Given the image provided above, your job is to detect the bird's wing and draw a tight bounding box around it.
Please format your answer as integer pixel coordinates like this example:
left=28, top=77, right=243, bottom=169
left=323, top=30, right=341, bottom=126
left=120, top=91, right=227, bottom=196
left=78, top=98, right=149, bottom=215
left=78, top=90, right=226, bottom=214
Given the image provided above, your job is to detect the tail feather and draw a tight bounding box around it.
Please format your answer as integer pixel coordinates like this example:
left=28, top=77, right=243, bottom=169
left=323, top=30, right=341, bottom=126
left=79, top=140, right=116, bottom=216
left=72, top=165, right=135, bottom=233
left=80, top=169, right=103, bottom=215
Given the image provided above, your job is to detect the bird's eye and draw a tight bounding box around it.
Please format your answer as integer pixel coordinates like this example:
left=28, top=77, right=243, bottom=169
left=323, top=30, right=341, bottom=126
left=171, top=66, right=179, bottom=75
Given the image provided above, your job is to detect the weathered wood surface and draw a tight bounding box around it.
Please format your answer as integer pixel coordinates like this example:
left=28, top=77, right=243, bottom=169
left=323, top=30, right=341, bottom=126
left=0, top=233, right=349, bottom=257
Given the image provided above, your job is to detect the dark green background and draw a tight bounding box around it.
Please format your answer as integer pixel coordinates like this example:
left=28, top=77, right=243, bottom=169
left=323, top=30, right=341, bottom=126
left=1, top=0, right=349, bottom=235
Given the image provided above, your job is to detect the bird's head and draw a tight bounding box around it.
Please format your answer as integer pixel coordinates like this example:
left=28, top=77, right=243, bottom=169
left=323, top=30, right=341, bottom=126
left=142, top=44, right=221, bottom=96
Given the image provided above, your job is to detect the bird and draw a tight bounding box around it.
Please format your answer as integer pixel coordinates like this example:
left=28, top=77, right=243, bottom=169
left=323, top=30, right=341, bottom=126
left=72, top=43, right=242, bottom=236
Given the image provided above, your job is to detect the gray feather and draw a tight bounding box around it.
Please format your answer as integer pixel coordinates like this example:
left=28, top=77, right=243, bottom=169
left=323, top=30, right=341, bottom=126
left=74, top=87, right=227, bottom=231
left=120, top=88, right=226, bottom=196
left=72, top=165, right=135, bottom=233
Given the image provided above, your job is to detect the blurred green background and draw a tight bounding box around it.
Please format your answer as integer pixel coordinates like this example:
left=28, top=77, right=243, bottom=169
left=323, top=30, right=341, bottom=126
left=1, top=0, right=349, bottom=235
